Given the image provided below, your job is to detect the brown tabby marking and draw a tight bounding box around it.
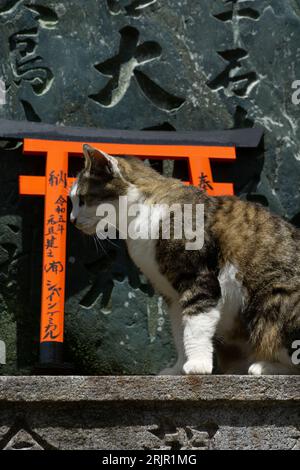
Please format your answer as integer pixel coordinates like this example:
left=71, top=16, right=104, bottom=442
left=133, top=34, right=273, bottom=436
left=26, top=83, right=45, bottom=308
left=70, top=145, right=300, bottom=375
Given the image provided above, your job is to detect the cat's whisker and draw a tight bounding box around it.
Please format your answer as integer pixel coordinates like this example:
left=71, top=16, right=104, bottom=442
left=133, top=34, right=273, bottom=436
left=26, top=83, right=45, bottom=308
left=98, top=238, right=109, bottom=258
left=94, top=233, right=109, bottom=258
left=92, top=234, right=100, bottom=256
left=104, top=220, right=127, bottom=240
left=108, top=238, right=119, bottom=249
left=102, top=236, right=119, bottom=250
left=95, top=223, right=120, bottom=250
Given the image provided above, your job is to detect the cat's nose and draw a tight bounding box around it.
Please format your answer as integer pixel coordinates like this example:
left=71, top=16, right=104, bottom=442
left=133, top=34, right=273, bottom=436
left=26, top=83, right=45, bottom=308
left=70, top=215, right=77, bottom=225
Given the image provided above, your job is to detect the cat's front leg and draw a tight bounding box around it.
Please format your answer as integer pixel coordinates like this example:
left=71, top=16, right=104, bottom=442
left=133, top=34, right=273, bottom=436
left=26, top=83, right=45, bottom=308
left=182, top=308, right=221, bottom=374
left=180, top=273, right=221, bottom=375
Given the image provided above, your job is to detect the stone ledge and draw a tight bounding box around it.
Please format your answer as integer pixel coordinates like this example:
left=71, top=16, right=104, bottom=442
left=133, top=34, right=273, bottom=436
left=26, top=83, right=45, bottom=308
left=0, top=376, right=299, bottom=450
left=0, top=375, right=299, bottom=403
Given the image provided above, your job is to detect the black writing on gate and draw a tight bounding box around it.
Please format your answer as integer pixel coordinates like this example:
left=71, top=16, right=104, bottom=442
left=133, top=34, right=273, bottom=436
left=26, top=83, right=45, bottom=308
left=42, top=188, right=67, bottom=340
left=48, top=171, right=67, bottom=188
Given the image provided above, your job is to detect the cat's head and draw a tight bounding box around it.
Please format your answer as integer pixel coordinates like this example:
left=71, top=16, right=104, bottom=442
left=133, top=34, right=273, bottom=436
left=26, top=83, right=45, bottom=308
left=69, top=144, right=131, bottom=235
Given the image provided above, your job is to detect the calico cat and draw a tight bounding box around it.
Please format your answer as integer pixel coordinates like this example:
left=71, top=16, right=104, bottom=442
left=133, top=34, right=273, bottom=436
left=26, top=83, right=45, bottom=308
left=69, top=144, right=300, bottom=375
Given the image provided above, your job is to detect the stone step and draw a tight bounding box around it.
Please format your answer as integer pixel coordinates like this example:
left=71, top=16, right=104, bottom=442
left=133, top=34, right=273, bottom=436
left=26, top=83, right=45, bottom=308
left=0, top=376, right=299, bottom=449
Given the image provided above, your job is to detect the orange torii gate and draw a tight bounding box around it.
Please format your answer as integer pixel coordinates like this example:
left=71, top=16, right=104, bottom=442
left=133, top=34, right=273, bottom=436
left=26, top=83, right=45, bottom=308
left=0, top=119, right=263, bottom=367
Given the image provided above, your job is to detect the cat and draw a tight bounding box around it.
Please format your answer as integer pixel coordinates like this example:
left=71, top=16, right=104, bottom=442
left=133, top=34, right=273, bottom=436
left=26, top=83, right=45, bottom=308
left=69, top=144, right=300, bottom=375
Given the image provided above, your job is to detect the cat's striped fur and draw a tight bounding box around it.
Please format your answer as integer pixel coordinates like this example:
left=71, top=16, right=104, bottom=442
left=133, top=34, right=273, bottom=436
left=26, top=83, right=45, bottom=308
left=70, top=145, right=300, bottom=375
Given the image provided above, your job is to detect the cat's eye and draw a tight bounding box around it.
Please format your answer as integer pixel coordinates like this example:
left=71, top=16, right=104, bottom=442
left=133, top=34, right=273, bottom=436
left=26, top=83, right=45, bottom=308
left=78, top=195, right=84, bottom=207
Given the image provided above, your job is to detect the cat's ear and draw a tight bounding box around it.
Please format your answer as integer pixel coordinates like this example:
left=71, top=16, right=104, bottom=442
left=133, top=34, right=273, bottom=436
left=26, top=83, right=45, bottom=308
left=82, top=144, right=120, bottom=177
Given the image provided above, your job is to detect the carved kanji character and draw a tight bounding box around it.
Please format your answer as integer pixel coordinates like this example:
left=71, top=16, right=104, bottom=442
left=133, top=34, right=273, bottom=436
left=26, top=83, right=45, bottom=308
left=90, top=26, right=184, bottom=112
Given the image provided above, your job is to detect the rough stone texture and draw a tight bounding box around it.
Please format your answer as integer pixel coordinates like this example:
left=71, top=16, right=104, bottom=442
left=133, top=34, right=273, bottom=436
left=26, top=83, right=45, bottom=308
left=0, top=376, right=299, bottom=450
left=0, top=1, right=300, bottom=374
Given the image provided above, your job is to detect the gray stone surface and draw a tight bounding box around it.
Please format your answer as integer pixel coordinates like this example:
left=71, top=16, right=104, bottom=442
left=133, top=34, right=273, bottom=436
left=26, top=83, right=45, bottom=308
left=0, top=376, right=299, bottom=449
left=0, top=1, right=300, bottom=374
left=0, top=375, right=299, bottom=402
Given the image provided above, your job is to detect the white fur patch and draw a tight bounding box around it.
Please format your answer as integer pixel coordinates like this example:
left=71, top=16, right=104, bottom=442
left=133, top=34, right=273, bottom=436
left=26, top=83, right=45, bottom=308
left=248, top=361, right=300, bottom=375
left=183, top=307, right=221, bottom=374
left=125, top=186, right=178, bottom=302
left=70, top=181, right=79, bottom=221
left=104, top=151, right=123, bottom=178
left=69, top=179, right=100, bottom=234
left=217, top=263, right=245, bottom=337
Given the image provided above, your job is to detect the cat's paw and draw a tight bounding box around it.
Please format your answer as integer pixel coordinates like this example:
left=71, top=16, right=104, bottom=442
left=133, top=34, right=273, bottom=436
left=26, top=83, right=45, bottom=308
left=248, top=361, right=296, bottom=375
left=183, top=358, right=213, bottom=375
left=248, top=362, right=265, bottom=375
